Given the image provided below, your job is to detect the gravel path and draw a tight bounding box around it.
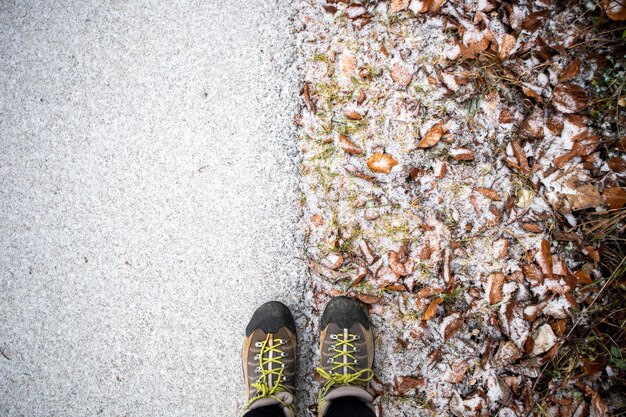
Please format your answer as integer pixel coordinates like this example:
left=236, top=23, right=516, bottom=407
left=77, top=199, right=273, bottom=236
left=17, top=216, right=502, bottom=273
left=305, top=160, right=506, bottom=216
left=0, top=1, right=307, bottom=415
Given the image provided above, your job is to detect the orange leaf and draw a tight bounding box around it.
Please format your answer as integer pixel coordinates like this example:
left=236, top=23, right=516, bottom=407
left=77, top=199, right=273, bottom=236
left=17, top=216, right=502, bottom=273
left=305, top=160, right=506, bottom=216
left=538, top=240, right=554, bottom=279
left=474, top=187, right=502, bottom=201
left=559, top=58, right=581, bottom=82
left=367, top=153, right=398, bottom=173
left=338, top=133, right=363, bottom=155
left=423, top=297, right=443, bottom=321
left=345, top=111, right=362, bottom=120
left=603, top=187, right=626, bottom=209
left=417, top=121, right=444, bottom=148
left=489, top=272, right=505, bottom=305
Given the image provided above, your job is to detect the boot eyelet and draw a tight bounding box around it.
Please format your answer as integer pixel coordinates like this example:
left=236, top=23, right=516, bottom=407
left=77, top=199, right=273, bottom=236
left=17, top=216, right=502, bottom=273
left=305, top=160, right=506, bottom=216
left=354, top=347, right=360, bottom=353
left=255, top=366, right=262, bottom=373
left=254, top=354, right=260, bottom=360
left=281, top=352, right=287, bottom=358
left=254, top=342, right=263, bottom=347
left=327, top=358, right=334, bottom=364
left=354, top=360, right=359, bottom=364
left=330, top=334, right=338, bottom=340
left=330, top=344, right=335, bottom=350
left=282, top=376, right=287, bottom=381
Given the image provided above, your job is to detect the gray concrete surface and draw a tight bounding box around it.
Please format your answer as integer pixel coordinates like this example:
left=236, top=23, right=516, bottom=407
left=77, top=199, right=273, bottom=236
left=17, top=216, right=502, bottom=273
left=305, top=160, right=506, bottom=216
left=0, top=1, right=308, bottom=415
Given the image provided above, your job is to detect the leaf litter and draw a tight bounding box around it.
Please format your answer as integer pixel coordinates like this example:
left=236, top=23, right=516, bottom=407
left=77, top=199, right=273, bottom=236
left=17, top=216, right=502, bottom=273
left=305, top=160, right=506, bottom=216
left=294, top=0, right=626, bottom=415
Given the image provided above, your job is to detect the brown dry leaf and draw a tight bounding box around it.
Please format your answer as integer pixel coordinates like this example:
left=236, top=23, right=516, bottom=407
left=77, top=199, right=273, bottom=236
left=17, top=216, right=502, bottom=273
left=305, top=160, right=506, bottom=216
left=489, top=272, right=505, bottom=304
left=311, top=214, right=324, bottom=227
left=512, top=140, right=531, bottom=174
left=417, top=121, right=444, bottom=148
left=345, top=110, right=363, bottom=120
left=303, top=82, right=316, bottom=113
left=445, top=360, right=469, bottom=384
left=603, top=0, right=626, bottom=20
left=522, top=223, right=542, bottom=233
left=357, top=90, right=366, bottom=106
left=519, top=107, right=544, bottom=139
left=585, top=245, right=601, bottom=263
left=391, top=0, right=410, bottom=12
left=575, top=270, right=593, bottom=285
left=418, top=286, right=444, bottom=298
left=367, top=153, right=398, bottom=173
left=604, top=187, right=626, bottom=209
left=498, top=33, right=516, bottom=60
left=538, top=240, right=554, bottom=279
left=395, top=376, right=425, bottom=394
left=353, top=292, right=382, bottom=305
left=391, top=63, right=413, bottom=87
left=475, top=187, right=502, bottom=201
left=450, top=148, right=475, bottom=161
left=423, top=297, right=444, bottom=321
left=344, top=164, right=375, bottom=181
left=551, top=83, right=588, bottom=114
left=608, top=156, right=626, bottom=173
left=522, top=10, right=550, bottom=32
left=616, top=135, right=626, bottom=152
left=579, top=383, right=609, bottom=417
left=559, top=58, right=581, bottom=82
left=499, top=108, right=515, bottom=123
left=443, top=315, right=464, bottom=342
left=338, top=134, right=362, bottom=155
left=428, top=0, right=445, bottom=13
left=307, top=258, right=351, bottom=283
left=345, top=3, right=368, bottom=19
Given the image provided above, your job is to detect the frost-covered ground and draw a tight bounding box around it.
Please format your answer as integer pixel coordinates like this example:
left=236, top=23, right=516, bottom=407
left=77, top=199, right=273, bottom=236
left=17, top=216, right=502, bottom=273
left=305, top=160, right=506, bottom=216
left=294, top=1, right=625, bottom=415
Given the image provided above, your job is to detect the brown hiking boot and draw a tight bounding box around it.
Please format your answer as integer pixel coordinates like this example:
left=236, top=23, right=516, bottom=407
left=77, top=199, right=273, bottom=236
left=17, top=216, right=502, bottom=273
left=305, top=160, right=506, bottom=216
left=242, top=301, right=297, bottom=417
left=317, top=296, right=375, bottom=416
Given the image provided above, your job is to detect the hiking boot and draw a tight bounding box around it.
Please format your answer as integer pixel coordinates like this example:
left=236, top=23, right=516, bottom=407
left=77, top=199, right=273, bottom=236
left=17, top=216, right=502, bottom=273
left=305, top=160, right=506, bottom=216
left=242, top=301, right=297, bottom=417
left=317, top=296, right=375, bottom=416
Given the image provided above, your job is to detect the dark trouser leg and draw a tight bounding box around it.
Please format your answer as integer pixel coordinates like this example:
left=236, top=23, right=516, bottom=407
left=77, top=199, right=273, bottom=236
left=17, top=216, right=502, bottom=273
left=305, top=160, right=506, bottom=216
left=244, top=404, right=284, bottom=417
left=325, top=396, right=377, bottom=417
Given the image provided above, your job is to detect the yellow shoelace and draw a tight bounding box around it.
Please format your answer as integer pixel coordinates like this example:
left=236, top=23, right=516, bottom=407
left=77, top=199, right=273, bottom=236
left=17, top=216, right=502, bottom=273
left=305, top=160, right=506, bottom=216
left=246, top=334, right=292, bottom=411
left=316, top=332, right=374, bottom=396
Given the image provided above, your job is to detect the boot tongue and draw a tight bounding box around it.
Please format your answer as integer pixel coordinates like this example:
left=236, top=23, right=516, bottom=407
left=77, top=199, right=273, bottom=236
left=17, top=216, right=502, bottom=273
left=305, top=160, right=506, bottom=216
left=244, top=392, right=294, bottom=417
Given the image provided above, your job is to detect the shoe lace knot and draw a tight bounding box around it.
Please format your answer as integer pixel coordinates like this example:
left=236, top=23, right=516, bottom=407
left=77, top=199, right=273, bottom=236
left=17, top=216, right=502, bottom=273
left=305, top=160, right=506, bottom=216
left=316, top=331, right=374, bottom=396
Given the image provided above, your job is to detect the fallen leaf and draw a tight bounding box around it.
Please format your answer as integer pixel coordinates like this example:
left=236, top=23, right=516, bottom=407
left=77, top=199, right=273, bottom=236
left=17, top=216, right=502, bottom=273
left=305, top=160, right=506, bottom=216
left=357, top=90, right=366, bottom=105
left=537, top=240, right=554, bottom=279
left=475, top=187, right=502, bottom=201
left=450, top=148, right=475, bottom=161
left=551, top=83, right=588, bottom=114
left=423, top=297, right=443, bottom=321
left=531, top=323, right=557, bottom=356
left=339, top=133, right=363, bottom=155
left=607, top=156, right=626, bottom=173
left=574, top=270, right=593, bottom=285
left=559, top=58, right=581, bottom=82
left=367, top=153, right=398, bottom=173
left=307, top=258, right=351, bottom=283
left=603, top=0, right=626, bottom=20
left=522, top=223, right=542, bottom=233
left=391, top=63, right=413, bottom=87
left=395, top=376, right=425, bottom=394
left=522, top=10, right=550, bottom=32
left=391, top=0, right=410, bottom=12
left=604, top=187, right=626, bottom=209
left=344, top=164, right=375, bottom=181
left=445, top=360, right=469, bottom=384
left=340, top=52, right=356, bottom=77
left=345, top=110, right=363, bottom=120
left=418, top=121, right=444, bottom=148
left=498, top=33, right=516, bottom=60
left=303, top=82, right=316, bottom=113
left=489, top=272, right=505, bottom=304
left=442, top=314, right=464, bottom=342
left=311, top=214, right=324, bottom=226
left=353, top=292, right=382, bottom=304
left=345, top=3, right=368, bottom=19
